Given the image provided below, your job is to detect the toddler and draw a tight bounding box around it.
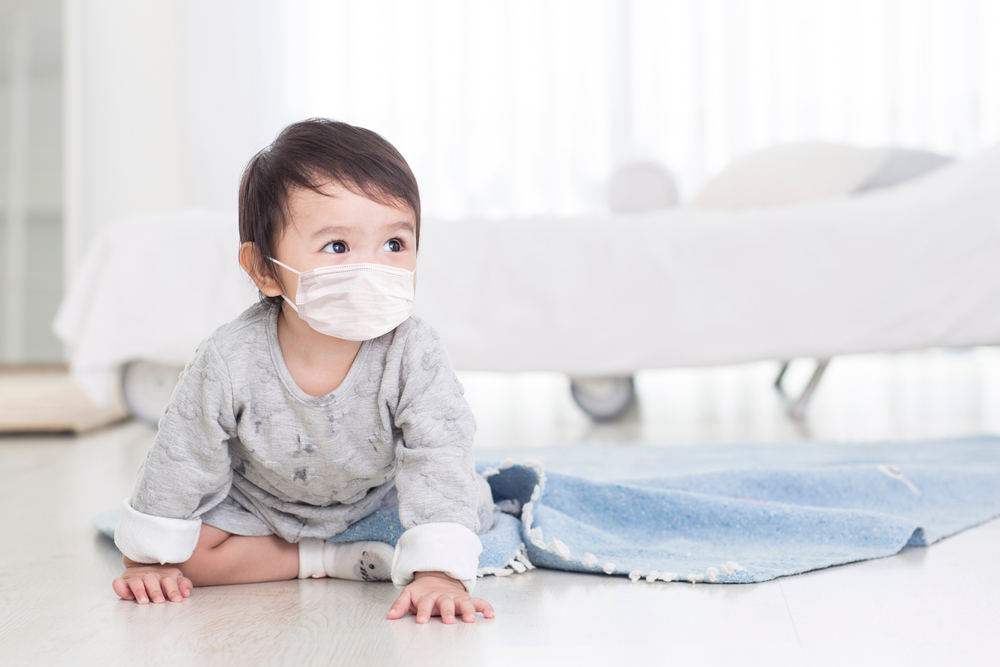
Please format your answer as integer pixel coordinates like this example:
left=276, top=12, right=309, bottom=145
left=112, top=119, right=495, bottom=624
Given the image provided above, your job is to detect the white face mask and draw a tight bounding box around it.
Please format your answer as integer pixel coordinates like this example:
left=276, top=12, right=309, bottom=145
left=269, top=258, right=415, bottom=341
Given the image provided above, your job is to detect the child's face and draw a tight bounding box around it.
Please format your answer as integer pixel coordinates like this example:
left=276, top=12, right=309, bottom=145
left=269, top=181, right=418, bottom=301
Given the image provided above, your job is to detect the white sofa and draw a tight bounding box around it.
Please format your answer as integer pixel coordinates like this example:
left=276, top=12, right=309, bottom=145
left=55, top=143, right=998, bottom=423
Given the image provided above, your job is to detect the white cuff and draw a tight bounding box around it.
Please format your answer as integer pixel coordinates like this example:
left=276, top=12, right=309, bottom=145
left=113, top=499, right=202, bottom=564
left=391, top=523, right=483, bottom=594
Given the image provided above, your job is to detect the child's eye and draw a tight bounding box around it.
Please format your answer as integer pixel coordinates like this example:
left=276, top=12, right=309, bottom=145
left=322, top=241, right=348, bottom=254
left=382, top=239, right=403, bottom=252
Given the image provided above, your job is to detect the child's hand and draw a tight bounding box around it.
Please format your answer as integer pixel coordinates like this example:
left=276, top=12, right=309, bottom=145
left=387, top=571, right=494, bottom=624
left=112, top=556, right=193, bottom=604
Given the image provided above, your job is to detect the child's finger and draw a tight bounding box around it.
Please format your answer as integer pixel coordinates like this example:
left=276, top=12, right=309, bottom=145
left=142, top=573, right=166, bottom=604
left=126, top=577, right=149, bottom=604
left=178, top=576, right=194, bottom=598
left=456, top=598, right=477, bottom=623
left=414, top=594, right=437, bottom=624
left=111, top=577, right=134, bottom=600
left=438, top=597, right=456, bottom=624
left=473, top=597, right=495, bottom=619
left=387, top=590, right=412, bottom=620
left=161, top=576, right=183, bottom=602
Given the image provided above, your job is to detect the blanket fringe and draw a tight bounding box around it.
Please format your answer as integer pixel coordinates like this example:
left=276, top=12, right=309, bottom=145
left=478, top=542, right=534, bottom=578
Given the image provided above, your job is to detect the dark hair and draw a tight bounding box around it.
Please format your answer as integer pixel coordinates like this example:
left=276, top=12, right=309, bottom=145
left=239, top=118, right=421, bottom=304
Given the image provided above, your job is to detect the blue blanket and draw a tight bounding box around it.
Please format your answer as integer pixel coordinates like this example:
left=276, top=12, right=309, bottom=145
left=94, top=435, right=1000, bottom=584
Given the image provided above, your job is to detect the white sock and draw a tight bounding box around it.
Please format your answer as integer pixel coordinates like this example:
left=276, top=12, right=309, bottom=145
left=323, top=541, right=394, bottom=582
left=298, top=537, right=327, bottom=579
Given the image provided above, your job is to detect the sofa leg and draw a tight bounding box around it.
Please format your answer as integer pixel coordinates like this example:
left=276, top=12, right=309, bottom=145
left=569, top=375, right=636, bottom=422
left=774, top=361, right=791, bottom=388
left=121, top=360, right=184, bottom=425
left=774, top=358, right=831, bottom=420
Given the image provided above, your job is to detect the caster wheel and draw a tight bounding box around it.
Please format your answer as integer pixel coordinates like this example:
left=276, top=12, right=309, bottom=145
left=569, top=375, right=636, bottom=422
left=121, top=361, right=184, bottom=425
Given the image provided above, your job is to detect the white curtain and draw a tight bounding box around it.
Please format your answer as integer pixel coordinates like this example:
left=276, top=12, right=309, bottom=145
left=183, top=0, right=1000, bottom=218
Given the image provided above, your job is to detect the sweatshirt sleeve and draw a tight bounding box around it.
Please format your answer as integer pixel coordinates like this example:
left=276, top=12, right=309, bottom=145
left=390, top=322, right=487, bottom=592
left=114, top=339, right=238, bottom=564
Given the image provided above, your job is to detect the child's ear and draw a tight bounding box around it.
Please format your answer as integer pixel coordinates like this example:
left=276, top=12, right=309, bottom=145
left=239, top=242, right=283, bottom=297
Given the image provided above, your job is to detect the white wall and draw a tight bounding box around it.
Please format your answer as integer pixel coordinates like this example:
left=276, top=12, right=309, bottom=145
left=63, top=0, right=193, bottom=287
left=0, top=78, right=65, bottom=362
left=1, top=0, right=64, bottom=362
left=0, top=79, right=62, bottom=212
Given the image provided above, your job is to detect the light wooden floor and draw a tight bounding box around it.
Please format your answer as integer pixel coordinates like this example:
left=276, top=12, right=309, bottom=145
left=2, top=348, right=1000, bottom=666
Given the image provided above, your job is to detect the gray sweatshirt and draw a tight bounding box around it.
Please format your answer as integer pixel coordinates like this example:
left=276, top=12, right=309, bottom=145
left=114, top=302, right=493, bottom=588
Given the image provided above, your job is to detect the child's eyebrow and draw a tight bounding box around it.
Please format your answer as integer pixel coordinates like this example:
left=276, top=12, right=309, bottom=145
left=310, top=221, right=414, bottom=239
left=311, top=225, right=352, bottom=239
left=382, top=221, right=416, bottom=235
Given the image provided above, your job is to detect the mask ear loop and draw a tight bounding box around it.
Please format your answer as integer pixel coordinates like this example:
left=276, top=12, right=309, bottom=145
left=267, top=257, right=301, bottom=311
